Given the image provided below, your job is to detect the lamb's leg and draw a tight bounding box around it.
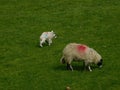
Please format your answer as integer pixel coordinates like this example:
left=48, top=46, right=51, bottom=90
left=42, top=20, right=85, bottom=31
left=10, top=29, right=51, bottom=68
left=67, top=63, right=73, bottom=71
left=40, top=38, right=46, bottom=47
left=40, top=41, right=43, bottom=47
left=48, top=39, right=52, bottom=46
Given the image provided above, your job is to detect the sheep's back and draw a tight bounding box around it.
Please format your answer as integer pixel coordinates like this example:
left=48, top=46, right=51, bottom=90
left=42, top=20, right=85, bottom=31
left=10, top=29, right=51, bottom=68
left=63, top=43, right=90, bottom=60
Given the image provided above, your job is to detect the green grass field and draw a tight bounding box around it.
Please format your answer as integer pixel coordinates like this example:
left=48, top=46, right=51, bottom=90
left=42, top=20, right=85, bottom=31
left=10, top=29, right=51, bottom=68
left=0, top=0, right=120, bottom=90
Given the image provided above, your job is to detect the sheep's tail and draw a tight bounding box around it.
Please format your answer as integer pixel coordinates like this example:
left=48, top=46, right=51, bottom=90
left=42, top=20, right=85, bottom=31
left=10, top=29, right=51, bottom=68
left=60, top=56, right=65, bottom=64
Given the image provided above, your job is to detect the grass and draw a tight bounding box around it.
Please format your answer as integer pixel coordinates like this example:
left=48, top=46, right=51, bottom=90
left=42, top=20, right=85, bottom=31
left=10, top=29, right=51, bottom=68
left=0, top=0, right=120, bottom=90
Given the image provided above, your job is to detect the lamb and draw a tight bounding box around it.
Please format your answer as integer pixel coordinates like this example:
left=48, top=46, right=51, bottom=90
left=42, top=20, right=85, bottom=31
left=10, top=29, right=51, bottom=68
left=40, top=31, right=57, bottom=47
left=60, top=43, right=103, bottom=71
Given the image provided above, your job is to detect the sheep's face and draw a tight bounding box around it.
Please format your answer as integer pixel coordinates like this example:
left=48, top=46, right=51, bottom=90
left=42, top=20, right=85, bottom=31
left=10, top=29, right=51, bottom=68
left=97, top=59, right=103, bottom=68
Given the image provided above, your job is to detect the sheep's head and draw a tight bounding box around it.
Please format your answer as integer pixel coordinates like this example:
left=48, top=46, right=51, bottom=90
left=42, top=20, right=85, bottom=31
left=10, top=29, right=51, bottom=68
left=97, top=59, right=103, bottom=68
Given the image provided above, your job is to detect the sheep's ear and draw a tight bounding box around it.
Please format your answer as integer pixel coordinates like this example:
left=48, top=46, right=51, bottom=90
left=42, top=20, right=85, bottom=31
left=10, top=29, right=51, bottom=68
left=51, top=30, right=53, bottom=32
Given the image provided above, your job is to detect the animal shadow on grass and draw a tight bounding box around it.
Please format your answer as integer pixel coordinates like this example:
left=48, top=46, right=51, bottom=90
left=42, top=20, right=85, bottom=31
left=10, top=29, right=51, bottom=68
left=36, top=42, right=49, bottom=48
left=54, top=64, right=100, bottom=72
left=54, top=64, right=85, bottom=72
left=54, top=65, right=67, bottom=71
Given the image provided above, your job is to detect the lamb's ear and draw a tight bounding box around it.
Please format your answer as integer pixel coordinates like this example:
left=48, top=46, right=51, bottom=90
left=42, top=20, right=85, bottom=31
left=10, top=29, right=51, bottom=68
left=51, top=30, right=53, bottom=32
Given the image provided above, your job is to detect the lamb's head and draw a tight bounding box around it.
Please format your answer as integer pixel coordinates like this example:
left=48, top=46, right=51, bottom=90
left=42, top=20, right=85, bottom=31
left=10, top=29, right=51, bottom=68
left=97, top=59, right=103, bottom=68
left=51, top=30, right=57, bottom=38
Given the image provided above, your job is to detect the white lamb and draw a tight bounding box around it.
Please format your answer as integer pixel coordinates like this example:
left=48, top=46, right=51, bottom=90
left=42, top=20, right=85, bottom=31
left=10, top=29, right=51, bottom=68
left=60, top=43, right=103, bottom=71
left=40, top=31, right=57, bottom=47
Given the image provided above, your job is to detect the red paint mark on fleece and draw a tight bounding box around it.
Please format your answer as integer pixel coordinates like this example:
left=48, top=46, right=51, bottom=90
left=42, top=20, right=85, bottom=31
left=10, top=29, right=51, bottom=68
left=77, top=45, right=87, bottom=52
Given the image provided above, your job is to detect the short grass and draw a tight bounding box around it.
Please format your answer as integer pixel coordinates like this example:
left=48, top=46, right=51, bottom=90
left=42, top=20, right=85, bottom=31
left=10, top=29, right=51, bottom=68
left=0, top=0, right=120, bottom=90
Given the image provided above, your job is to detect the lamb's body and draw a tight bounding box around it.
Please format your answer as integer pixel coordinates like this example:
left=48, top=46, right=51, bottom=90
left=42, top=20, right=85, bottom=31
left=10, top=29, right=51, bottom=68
left=40, top=31, right=56, bottom=47
left=61, top=43, right=103, bottom=71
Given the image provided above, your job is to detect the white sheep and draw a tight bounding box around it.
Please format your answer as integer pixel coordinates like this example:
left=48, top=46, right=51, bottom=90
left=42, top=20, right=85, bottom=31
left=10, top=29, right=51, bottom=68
left=40, top=31, right=57, bottom=47
left=60, top=43, right=103, bottom=71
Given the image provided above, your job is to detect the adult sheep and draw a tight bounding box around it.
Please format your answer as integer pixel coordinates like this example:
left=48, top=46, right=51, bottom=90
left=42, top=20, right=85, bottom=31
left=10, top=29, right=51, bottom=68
left=60, top=43, right=103, bottom=72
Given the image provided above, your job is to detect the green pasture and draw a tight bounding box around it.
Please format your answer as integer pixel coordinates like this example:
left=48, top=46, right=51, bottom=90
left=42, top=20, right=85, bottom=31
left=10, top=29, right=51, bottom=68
left=0, top=0, right=120, bottom=90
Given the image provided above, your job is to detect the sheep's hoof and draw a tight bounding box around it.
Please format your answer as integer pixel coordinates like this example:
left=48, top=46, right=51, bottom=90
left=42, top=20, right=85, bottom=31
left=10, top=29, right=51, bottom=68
left=99, top=65, right=102, bottom=68
left=66, top=86, right=71, bottom=90
left=89, top=70, right=92, bottom=72
left=40, top=45, right=43, bottom=47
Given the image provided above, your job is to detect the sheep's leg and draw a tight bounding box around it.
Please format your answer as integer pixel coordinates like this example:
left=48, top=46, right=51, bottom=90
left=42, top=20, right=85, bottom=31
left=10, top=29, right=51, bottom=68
left=70, top=64, right=73, bottom=71
left=83, top=62, right=87, bottom=70
left=83, top=63, right=89, bottom=71
left=48, top=39, right=52, bottom=46
left=67, top=63, right=73, bottom=71
left=67, top=63, right=69, bottom=70
left=84, top=62, right=92, bottom=72
left=40, top=38, right=46, bottom=47
left=88, top=66, right=92, bottom=72
left=40, top=42, right=43, bottom=47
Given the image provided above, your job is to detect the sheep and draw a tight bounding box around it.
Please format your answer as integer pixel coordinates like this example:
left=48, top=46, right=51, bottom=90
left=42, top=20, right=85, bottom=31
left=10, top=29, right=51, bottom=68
left=40, top=31, right=57, bottom=47
left=60, top=43, right=103, bottom=71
